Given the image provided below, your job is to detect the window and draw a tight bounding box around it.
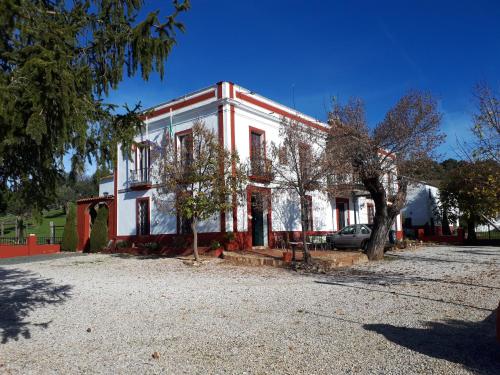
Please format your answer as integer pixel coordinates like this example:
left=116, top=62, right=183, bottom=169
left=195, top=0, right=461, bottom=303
left=298, top=142, right=311, bottom=173
left=133, top=144, right=151, bottom=184
left=176, top=192, right=193, bottom=234
left=360, top=225, right=370, bottom=235
left=178, top=214, right=192, bottom=234
left=178, top=133, right=193, bottom=168
left=250, top=128, right=265, bottom=176
left=136, top=198, right=150, bottom=235
left=340, top=225, right=355, bottom=235
left=278, top=145, right=288, bottom=165
left=303, top=195, right=313, bottom=231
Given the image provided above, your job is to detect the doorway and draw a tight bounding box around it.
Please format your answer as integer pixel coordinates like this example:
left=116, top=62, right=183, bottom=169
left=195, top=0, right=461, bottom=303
left=251, top=192, right=264, bottom=246
left=336, top=198, right=349, bottom=230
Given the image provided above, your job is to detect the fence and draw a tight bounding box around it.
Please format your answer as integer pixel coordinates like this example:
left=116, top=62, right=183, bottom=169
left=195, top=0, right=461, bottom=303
left=0, top=234, right=60, bottom=259
left=0, top=237, right=27, bottom=245
left=476, top=223, right=500, bottom=240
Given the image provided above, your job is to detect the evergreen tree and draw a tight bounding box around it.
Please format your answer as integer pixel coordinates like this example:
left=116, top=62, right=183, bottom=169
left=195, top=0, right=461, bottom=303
left=61, top=203, right=78, bottom=252
left=0, top=0, right=190, bottom=210
left=440, top=160, right=500, bottom=241
left=89, top=205, right=109, bottom=252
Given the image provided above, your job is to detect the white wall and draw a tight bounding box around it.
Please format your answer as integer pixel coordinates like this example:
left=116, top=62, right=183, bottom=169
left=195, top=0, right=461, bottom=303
left=116, top=92, right=221, bottom=237
left=402, top=182, right=440, bottom=227
left=98, top=176, right=113, bottom=196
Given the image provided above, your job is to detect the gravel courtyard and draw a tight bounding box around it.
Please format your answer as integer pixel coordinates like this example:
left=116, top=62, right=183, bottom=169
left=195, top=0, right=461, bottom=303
left=1, top=246, right=499, bottom=374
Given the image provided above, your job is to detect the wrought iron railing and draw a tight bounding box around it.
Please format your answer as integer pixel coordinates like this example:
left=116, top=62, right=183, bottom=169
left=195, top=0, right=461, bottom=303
left=0, top=237, right=27, bottom=245
left=129, top=168, right=152, bottom=186
left=249, top=157, right=273, bottom=181
left=37, top=236, right=63, bottom=245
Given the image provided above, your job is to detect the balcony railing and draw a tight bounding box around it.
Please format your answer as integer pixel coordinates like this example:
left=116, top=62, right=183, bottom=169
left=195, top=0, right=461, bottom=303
left=249, top=157, right=273, bottom=182
left=129, top=168, right=152, bottom=188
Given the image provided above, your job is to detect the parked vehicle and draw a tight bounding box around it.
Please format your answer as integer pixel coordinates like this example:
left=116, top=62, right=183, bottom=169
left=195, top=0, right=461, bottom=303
left=326, top=224, right=395, bottom=251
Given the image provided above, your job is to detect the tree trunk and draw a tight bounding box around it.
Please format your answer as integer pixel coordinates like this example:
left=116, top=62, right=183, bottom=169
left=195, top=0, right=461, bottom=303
left=365, top=191, right=391, bottom=261
left=299, top=196, right=311, bottom=264
left=466, top=217, right=477, bottom=241
left=441, top=207, right=451, bottom=235
left=191, top=218, right=200, bottom=262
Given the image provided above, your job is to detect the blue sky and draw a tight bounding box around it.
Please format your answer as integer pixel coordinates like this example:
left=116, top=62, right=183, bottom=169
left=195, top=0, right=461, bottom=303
left=107, top=0, right=500, bottom=161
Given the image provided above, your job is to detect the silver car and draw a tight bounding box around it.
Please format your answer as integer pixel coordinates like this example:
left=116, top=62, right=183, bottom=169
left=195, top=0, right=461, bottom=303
left=326, top=224, right=396, bottom=251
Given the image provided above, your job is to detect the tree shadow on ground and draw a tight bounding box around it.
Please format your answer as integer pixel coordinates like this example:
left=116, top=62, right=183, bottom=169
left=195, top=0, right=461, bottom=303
left=0, top=267, right=72, bottom=344
left=364, top=311, right=500, bottom=375
left=453, top=246, right=500, bottom=257
left=385, top=252, right=498, bottom=266
left=315, top=267, right=500, bottom=291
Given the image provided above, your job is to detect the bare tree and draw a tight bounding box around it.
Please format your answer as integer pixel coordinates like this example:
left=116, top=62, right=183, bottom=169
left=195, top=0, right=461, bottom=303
left=268, top=117, right=330, bottom=264
left=472, top=82, right=500, bottom=162
left=328, top=92, right=444, bottom=260
left=153, top=120, right=247, bottom=261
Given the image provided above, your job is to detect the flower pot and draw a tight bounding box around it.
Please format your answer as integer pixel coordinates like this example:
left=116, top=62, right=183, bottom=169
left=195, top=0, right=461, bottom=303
left=282, top=251, right=292, bottom=263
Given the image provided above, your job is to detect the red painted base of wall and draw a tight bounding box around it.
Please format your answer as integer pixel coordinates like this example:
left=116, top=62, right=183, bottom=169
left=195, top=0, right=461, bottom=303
left=104, top=245, right=224, bottom=258
left=417, top=228, right=465, bottom=244
left=0, top=236, right=60, bottom=259
left=113, top=230, right=336, bottom=255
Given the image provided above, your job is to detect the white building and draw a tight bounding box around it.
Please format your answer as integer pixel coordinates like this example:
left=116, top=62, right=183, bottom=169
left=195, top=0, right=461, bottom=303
left=402, top=181, right=458, bottom=235
left=100, top=82, right=402, bottom=249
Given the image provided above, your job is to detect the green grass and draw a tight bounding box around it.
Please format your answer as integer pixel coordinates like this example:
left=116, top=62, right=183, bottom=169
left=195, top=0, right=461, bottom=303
left=476, top=230, right=500, bottom=240
left=0, top=208, right=66, bottom=238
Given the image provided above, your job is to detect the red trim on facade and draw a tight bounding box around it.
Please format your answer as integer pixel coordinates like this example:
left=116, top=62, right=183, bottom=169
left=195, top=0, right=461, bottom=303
left=77, top=196, right=115, bottom=251
left=175, top=128, right=193, bottom=138
left=174, top=128, right=193, bottom=163
left=145, top=91, right=216, bottom=120
left=246, top=185, right=272, bottom=248
left=236, top=91, right=329, bottom=132
left=230, top=102, right=237, bottom=232
left=335, top=197, right=350, bottom=230
left=218, top=103, right=226, bottom=232
left=136, top=197, right=150, bottom=236
left=217, top=82, right=223, bottom=99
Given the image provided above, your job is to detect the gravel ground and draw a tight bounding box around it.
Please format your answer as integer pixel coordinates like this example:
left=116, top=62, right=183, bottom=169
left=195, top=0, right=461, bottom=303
left=0, top=246, right=499, bottom=374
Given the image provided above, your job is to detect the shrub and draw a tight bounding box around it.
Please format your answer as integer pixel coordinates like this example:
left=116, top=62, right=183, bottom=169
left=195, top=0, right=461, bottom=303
left=61, top=203, right=78, bottom=252
left=142, top=242, right=160, bottom=252
left=171, top=236, right=188, bottom=249
left=223, top=231, right=235, bottom=243
left=89, top=205, right=108, bottom=253
left=115, top=240, right=131, bottom=249
left=209, top=240, right=221, bottom=250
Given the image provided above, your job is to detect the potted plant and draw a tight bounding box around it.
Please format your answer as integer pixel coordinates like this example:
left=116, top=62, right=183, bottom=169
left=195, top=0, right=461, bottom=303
left=282, top=249, right=292, bottom=263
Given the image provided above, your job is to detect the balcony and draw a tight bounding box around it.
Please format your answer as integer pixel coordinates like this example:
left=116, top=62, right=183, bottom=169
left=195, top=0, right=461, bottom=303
left=129, top=168, right=152, bottom=189
left=249, top=158, right=273, bottom=183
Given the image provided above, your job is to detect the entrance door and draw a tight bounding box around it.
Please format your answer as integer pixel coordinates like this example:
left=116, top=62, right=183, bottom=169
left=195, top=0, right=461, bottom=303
left=337, top=202, right=346, bottom=230
left=251, top=193, right=264, bottom=246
